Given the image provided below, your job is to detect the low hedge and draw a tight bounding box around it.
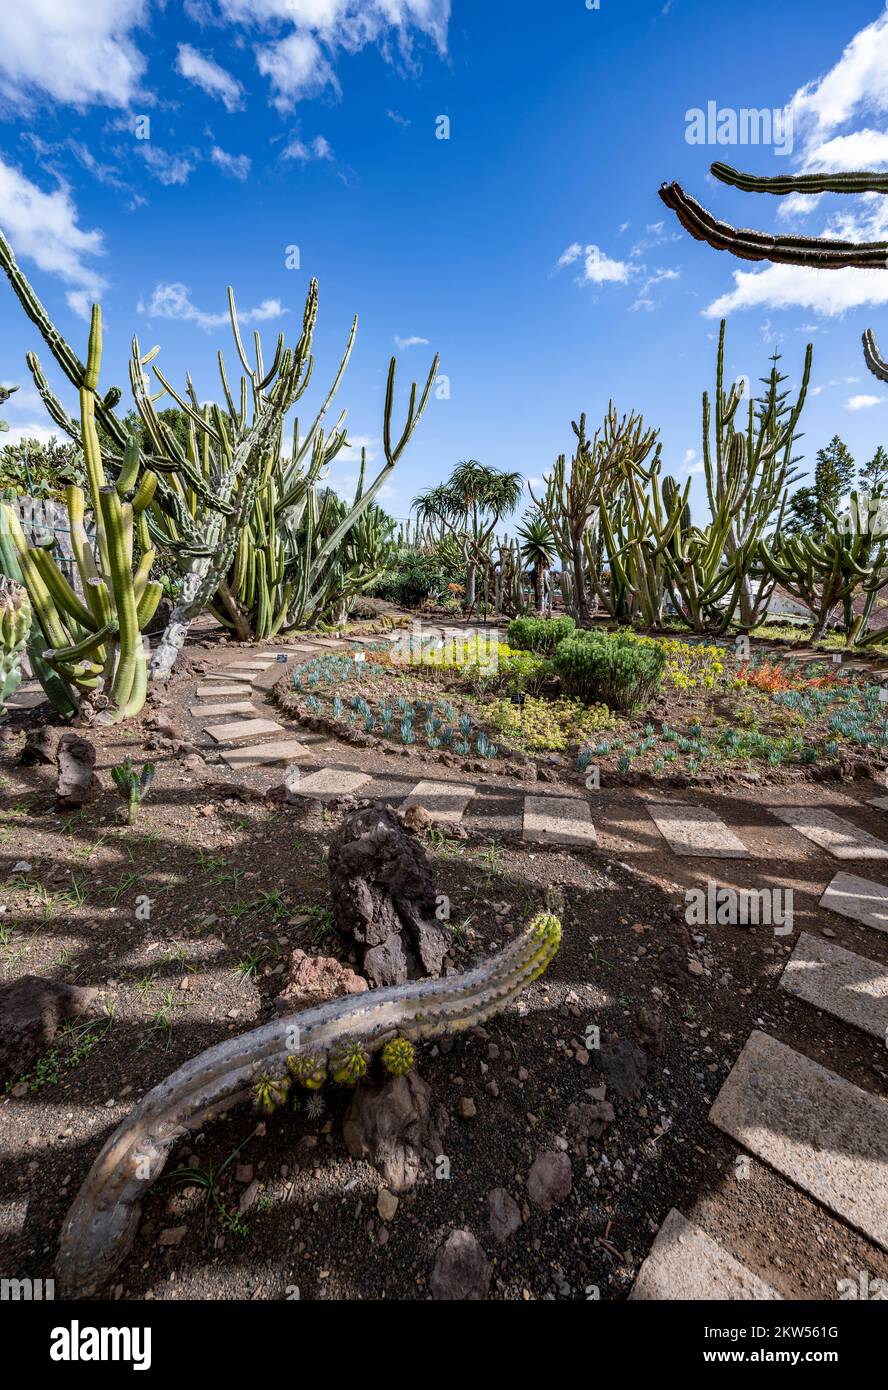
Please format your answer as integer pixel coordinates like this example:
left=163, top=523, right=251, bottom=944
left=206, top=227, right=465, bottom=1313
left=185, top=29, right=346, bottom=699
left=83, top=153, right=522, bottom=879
left=506, top=615, right=575, bottom=654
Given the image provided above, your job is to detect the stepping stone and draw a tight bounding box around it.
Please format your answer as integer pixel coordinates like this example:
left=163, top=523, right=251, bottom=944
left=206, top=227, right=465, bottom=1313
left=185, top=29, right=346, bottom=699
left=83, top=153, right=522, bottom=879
left=399, top=780, right=477, bottom=822
left=629, top=1208, right=781, bottom=1301
left=196, top=684, right=253, bottom=698
left=190, top=702, right=258, bottom=718
left=6, top=689, right=46, bottom=708
left=644, top=801, right=748, bottom=858
left=820, top=871, right=888, bottom=935
left=770, top=806, right=888, bottom=860
left=221, top=739, right=312, bottom=770
left=204, top=718, right=286, bottom=744
left=780, top=933, right=888, bottom=1041
left=869, top=796, right=888, bottom=812
left=212, top=671, right=256, bottom=684
left=522, top=795, right=597, bottom=847
left=283, top=766, right=371, bottom=799
left=709, top=1031, right=888, bottom=1251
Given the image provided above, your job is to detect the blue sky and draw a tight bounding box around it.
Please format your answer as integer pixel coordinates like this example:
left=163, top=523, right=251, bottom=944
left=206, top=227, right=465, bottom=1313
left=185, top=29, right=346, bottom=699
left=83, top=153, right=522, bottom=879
left=2, top=0, right=888, bottom=525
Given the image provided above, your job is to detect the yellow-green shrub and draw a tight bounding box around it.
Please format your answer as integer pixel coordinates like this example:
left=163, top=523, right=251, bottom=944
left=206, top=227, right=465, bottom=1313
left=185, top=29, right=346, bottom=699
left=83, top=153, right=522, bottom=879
left=639, top=636, right=725, bottom=691
left=485, top=696, right=615, bottom=751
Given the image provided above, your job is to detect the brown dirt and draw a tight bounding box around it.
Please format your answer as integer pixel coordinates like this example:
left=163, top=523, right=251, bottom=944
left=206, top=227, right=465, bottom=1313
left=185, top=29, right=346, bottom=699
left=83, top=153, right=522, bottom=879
left=1, top=624, right=887, bottom=1302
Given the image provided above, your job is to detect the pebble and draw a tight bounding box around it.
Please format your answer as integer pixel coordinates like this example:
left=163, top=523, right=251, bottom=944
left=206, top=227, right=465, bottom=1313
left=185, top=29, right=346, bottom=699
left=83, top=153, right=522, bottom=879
left=377, top=1189, right=399, bottom=1222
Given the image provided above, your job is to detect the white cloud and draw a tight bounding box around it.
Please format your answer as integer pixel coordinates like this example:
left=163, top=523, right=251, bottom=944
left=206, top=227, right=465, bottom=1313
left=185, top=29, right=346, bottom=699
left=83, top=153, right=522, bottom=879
left=219, top=0, right=449, bottom=108
left=139, top=282, right=287, bottom=331
left=683, top=448, right=704, bottom=475
left=0, top=158, right=107, bottom=316
left=556, top=242, right=583, bottom=271
left=395, top=335, right=428, bottom=350
left=846, top=394, right=883, bottom=411
left=256, top=33, right=339, bottom=111
left=702, top=13, right=888, bottom=316
left=136, top=144, right=195, bottom=185
left=210, top=146, right=251, bottom=179
left=176, top=44, right=245, bottom=112
left=0, top=422, right=65, bottom=448
left=789, top=12, right=888, bottom=157
left=0, top=0, right=147, bottom=111
left=333, top=434, right=379, bottom=463
left=705, top=264, right=888, bottom=318
left=555, top=237, right=678, bottom=309
left=282, top=133, right=334, bottom=162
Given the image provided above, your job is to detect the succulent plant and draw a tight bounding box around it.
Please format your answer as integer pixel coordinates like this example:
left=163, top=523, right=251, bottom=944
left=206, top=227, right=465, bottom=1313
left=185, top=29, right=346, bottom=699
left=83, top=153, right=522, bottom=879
left=110, top=757, right=157, bottom=827
left=0, top=576, right=30, bottom=716
left=330, top=1040, right=370, bottom=1086
left=286, top=1053, right=327, bottom=1091
left=253, top=1072, right=289, bottom=1115
left=381, top=1036, right=416, bottom=1077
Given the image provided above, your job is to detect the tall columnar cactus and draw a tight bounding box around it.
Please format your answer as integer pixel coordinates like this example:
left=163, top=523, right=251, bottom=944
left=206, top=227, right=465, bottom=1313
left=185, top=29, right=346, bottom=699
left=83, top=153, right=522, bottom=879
left=0, top=576, right=30, bottom=716
left=0, top=224, right=436, bottom=672
left=55, top=910, right=562, bottom=1294
left=494, top=533, right=530, bottom=616
left=757, top=491, right=888, bottom=645
left=530, top=407, right=660, bottom=626
left=657, top=321, right=811, bottom=633
left=0, top=307, right=161, bottom=721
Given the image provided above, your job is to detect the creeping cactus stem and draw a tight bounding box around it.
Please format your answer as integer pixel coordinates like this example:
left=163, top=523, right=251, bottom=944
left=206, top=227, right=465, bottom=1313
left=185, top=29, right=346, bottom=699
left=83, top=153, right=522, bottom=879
left=55, top=910, right=561, bottom=1294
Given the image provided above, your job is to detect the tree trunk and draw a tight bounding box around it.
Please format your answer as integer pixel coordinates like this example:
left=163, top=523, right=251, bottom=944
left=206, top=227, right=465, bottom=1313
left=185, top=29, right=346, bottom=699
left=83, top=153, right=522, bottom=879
left=572, top=547, right=590, bottom=627
left=465, top=563, right=477, bottom=613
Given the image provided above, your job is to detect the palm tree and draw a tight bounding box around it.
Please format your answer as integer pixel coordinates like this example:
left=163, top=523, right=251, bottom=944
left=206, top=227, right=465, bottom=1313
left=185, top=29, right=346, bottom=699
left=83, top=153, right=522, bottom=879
left=412, top=461, right=522, bottom=612
left=517, top=513, right=557, bottom=614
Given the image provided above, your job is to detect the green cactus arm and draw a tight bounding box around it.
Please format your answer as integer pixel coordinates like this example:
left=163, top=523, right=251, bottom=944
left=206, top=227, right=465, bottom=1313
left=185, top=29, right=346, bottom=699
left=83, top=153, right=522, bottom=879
left=28, top=547, right=99, bottom=631
left=98, top=487, right=144, bottom=718
left=115, top=436, right=142, bottom=497
left=135, top=580, right=162, bottom=631
left=24, top=351, right=83, bottom=443
left=659, top=182, right=888, bottom=268
left=44, top=621, right=118, bottom=667
left=863, top=330, right=888, bottom=385
left=711, top=162, right=888, bottom=196
left=0, top=520, right=78, bottom=717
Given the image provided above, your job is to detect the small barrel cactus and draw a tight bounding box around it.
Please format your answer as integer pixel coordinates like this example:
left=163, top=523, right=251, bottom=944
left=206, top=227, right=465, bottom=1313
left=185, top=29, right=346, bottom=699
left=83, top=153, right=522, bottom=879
left=381, top=1036, right=416, bottom=1077
left=286, top=1052, right=327, bottom=1090
left=253, top=1072, right=289, bottom=1115
left=0, top=576, right=31, bottom=716
left=330, top=1040, right=370, bottom=1086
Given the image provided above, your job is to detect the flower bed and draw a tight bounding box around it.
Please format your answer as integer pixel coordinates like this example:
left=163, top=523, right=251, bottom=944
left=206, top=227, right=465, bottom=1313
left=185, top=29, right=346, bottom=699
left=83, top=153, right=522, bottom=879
left=274, top=624, right=888, bottom=786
